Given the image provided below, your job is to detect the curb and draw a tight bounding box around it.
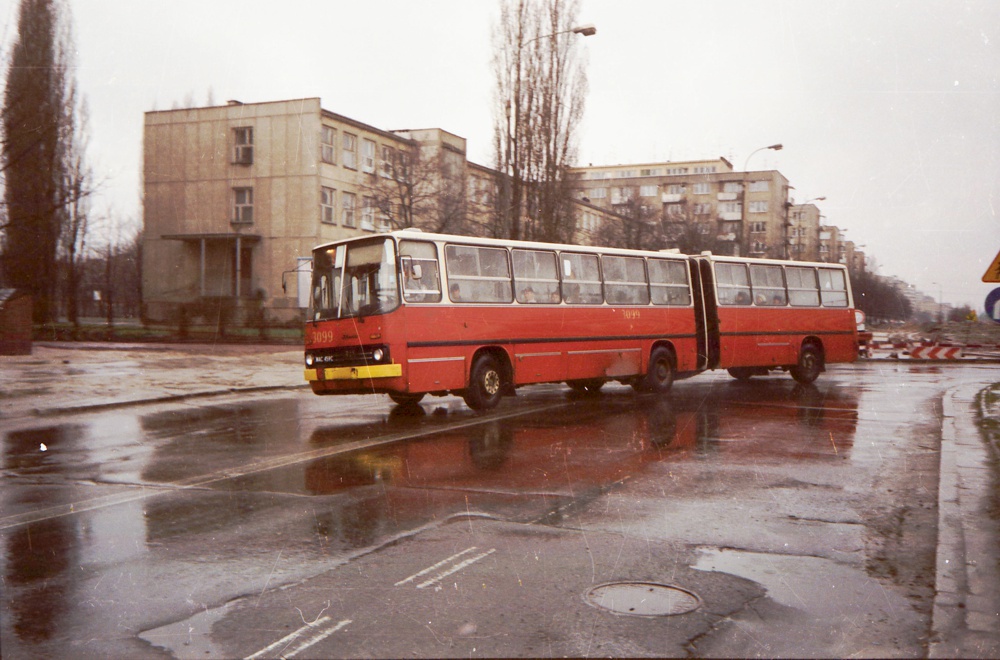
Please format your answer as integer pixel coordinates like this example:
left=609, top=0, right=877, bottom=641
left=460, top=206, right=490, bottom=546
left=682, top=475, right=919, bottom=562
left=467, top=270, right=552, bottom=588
left=34, top=383, right=311, bottom=417
left=930, top=385, right=1000, bottom=658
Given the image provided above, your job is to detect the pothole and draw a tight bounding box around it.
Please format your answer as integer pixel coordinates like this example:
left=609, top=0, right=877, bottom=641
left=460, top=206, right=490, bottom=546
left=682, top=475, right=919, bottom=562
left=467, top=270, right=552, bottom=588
left=584, top=582, right=701, bottom=617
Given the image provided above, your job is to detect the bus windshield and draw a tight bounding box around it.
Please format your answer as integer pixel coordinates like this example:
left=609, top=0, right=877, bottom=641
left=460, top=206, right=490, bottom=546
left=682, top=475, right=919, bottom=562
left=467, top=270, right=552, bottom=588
left=311, top=237, right=399, bottom=320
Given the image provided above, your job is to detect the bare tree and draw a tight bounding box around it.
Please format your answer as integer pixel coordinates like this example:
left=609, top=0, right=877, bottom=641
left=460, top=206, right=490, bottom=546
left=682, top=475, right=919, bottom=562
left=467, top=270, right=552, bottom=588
left=593, top=195, right=665, bottom=250
left=60, top=101, right=93, bottom=335
left=361, top=143, right=467, bottom=234
left=656, top=201, right=731, bottom=255
left=492, top=0, right=589, bottom=243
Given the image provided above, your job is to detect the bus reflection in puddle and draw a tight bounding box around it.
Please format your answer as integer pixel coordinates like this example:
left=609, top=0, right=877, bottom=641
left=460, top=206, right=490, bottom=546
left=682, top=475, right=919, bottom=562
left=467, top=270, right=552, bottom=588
left=301, top=381, right=859, bottom=498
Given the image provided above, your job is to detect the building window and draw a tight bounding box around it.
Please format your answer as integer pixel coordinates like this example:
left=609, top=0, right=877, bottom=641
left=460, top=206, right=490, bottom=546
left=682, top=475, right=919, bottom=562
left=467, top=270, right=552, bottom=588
left=692, top=183, right=710, bottom=195
left=749, top=200, right=769, bottom=213
left=667, top=184, right=686, bottom=195
left=749, top=180, right=770, bottom=192
left=666, top=204, right=684, bottom=217
left=232, top=187, right=253, bottom=224
left=640, top=185, right=658, bottom=197
left=640, top=168, right=660, bottom=176
left=342, top=133, right=357, bottom=170
left=380, top=145, right=395, bottom=177
left=750, top=221, right=767, bottom=233
left=590, top=187, right=607, bottom=199
left=361, top=196, right=375, bottom=230
left=321, top=187, right=336, bottom=224
left=723, top=182, right=743, bottom=193
left=233, top=127, right=253, bottom=165
left=719, top=202, right=741, bottom=214
left=693, top=203, right=712, bottom=215
left=342, top=192, right=356, bottom=227
left=362, top=139, right=376, bottom=173
left=321, top=126, right=336, bottom=164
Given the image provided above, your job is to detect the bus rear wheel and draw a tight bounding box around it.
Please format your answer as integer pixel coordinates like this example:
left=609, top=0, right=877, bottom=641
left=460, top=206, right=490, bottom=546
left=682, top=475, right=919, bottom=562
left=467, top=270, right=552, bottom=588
left=790, top=344, right=823, bottom=385
left=463, top=354, right=505, bottom=411
left=569, top=379, right=604, bottom=394
left=641, top=347, right=675, bottom=393
left=388, top=392, right=425, bottom=406
left=727, top=367, right=755, bottom=381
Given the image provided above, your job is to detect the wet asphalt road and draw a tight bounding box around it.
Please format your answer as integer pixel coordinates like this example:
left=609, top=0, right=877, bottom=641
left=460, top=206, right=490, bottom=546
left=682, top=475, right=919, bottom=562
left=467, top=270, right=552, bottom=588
left=1, top=362, right=997, bottom=658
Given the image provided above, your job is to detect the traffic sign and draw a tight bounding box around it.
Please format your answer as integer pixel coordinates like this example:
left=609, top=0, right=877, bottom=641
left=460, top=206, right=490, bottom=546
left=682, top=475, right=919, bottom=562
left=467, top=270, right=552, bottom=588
left=986, top=287, right=1000, bottom=324
left=983, top=249, right=1000, bottom=282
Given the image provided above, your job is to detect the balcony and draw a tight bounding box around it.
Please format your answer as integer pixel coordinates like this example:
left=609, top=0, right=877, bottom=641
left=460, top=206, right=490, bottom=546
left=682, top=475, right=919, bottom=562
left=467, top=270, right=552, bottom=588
left=718, top=212, right=742, bottom=221
left=661, top=193, right=683, bottom=203
left=717, top=192, right=737, bottom=201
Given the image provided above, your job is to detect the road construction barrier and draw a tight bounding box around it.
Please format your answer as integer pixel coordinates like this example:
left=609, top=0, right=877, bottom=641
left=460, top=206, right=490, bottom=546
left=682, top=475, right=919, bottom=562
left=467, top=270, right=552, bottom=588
left=908, top=345, right=963, bottom=359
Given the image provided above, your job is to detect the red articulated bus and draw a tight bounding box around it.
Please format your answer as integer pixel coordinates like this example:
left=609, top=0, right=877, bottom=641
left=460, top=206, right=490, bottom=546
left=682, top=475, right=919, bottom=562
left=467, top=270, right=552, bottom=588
left=304, top=230, right=859, bottom=410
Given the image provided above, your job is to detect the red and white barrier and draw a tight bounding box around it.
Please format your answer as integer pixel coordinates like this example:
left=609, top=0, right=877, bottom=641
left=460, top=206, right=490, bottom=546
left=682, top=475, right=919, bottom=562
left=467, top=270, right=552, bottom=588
left=908, top=346, right=963, bottom=359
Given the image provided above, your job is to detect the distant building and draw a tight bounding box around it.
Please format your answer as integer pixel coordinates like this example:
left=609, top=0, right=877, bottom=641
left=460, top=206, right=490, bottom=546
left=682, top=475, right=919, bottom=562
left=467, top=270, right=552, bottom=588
left=787, top=203, right=822, bottom=262
left=568, top=159, right=791, bottom=258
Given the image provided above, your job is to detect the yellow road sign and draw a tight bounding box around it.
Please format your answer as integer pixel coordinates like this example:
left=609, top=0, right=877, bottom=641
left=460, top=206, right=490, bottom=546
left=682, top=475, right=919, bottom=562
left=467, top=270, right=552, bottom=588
left=984, top=249, right=1000, bottom=283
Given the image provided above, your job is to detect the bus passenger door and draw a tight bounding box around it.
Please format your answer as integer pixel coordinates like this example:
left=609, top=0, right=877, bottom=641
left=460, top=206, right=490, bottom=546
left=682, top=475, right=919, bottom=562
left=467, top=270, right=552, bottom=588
left=692, top=258, right=720, bottom=370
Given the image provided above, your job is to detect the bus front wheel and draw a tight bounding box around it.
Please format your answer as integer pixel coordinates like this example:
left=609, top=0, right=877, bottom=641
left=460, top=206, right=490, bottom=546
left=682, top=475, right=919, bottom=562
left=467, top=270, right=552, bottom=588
left=790, top=345, right=823, bottom=385
left=389, top=392, right=425, bottom=406
left=641, top=347, right=675, bottom=393
left=463, top=355, right=505, bottom=411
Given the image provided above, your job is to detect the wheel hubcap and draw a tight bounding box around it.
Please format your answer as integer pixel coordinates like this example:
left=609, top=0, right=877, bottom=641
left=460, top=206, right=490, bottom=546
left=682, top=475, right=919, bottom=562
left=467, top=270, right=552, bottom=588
left=484, top=370, right=500, bottom=395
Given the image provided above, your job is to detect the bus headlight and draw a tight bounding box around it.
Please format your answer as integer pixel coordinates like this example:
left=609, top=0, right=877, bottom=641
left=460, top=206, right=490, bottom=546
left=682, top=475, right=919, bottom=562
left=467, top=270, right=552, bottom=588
left=305, top=353, right=315, bottom=367
left=372, top=348, right=385, bottom=362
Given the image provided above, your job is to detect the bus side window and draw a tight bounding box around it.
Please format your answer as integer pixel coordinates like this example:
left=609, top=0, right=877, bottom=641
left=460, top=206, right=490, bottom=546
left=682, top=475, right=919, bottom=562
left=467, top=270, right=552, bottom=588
left=750, top=264, right=787, bottom=306
left=400, top=240, right=442, bottom=303
left=649, top=259, right=690, bottom=305
left=716, top=263, right=751, bottom=306
left=560, top=253, right=602, bottom=304
left=786, top=266, right=820, bottom=306
left=512, top=249, right=559, bottom=303
left=603, top=255, right=649, bottom=305
left=445, top=244, right=513, bottom=303
left=818, top=268, right=848, bottom=307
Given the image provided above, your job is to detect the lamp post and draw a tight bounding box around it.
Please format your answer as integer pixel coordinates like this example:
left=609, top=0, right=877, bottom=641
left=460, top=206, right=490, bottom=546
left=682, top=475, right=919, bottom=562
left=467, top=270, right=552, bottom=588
left=743, top=143, right=783, bottom=171
left=931, top=281, right=943, bottom=322
left=739, top=143, right=782, bottom=258
left=505, top=24, right=595, bottom=240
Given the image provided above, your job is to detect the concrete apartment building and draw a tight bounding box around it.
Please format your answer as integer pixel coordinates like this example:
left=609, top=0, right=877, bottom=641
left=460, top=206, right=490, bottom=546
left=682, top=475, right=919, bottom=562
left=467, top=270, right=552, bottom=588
left=788, top=203, right=822, bottom=262
left=143, top=98, right=418, bottom=324
left=568, top=159, right=793, bottom=259
left=142, top=98, right=624, bottom=324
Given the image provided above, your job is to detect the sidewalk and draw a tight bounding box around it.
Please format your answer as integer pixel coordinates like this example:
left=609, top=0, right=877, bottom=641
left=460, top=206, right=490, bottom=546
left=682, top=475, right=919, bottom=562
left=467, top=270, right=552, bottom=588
left=0, top=342, right=305, bottom=420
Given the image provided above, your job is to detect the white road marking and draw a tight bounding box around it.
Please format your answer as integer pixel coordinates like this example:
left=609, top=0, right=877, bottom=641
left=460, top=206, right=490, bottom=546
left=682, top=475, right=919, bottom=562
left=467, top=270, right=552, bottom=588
left=395, top=547, right=479, bottom=586
left=415, top=548, right=496, bottom=589
left=244, top=616, right=351, bottom=659
left=281, top=619, right=352, bottom=658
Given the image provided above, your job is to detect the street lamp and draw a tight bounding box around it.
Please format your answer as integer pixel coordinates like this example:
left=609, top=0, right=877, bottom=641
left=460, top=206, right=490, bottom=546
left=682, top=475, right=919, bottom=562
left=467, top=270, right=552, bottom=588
left=526, top=24, right=597, bottom=45
left=739, top=143, right=782, bottom=258
left=743, top=143, right=782, bottom=171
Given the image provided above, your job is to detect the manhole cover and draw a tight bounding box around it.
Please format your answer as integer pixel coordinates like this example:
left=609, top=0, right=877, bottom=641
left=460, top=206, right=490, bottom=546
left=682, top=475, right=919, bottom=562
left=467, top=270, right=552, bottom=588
left=584, top=582, right=701, bottom=617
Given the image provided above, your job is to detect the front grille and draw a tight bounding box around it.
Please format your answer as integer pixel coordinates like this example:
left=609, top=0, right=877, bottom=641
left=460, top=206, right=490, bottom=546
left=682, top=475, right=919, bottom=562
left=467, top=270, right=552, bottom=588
left=307, top=345, right=389, bottom=368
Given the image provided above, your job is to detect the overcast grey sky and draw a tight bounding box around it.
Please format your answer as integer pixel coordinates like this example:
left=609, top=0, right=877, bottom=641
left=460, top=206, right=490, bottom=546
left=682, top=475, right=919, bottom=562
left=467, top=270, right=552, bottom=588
left=4, top=0, right=997, bottom=308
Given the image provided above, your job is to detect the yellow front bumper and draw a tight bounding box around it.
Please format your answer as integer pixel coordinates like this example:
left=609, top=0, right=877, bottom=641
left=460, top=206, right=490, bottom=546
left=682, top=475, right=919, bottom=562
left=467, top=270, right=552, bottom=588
left=305, top=363, right=403, bottom=382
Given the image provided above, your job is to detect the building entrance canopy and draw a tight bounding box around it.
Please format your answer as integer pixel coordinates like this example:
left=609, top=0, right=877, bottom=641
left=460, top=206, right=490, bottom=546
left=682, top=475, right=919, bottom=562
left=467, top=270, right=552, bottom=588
left=162, top=233, right=261, bottom=298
